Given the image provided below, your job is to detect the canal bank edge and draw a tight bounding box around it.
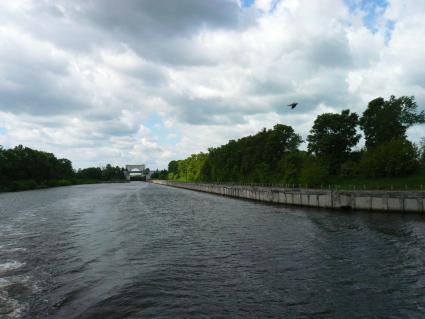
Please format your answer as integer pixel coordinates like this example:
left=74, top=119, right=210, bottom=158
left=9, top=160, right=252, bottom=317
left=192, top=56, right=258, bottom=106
left=150, top=180, right=425, bottom=213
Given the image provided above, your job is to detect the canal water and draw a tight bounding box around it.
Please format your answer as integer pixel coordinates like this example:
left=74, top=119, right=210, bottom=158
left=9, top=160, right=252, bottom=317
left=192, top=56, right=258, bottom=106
left=0, top=182, right=424, bottom=318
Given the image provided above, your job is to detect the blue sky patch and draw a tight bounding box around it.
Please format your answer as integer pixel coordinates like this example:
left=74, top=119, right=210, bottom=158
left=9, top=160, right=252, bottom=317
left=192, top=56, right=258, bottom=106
left=345, top=0, right=389, bottom=31
left=242, top=0, right=255, bottom=7
left=385, top=19, right=395, bottom=43
left=241, top=0, right=280, bottom=11
left=145, top=115, right=179, bottom=145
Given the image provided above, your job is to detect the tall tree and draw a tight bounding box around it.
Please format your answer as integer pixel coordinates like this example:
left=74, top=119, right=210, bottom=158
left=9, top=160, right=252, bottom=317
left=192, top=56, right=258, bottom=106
left=168, top=161, right=179, bottom=174
left=176, top=124, right=302, bottom=183
left=359, top=96, right=425, bottom=149
left=307, top=109, right=360, bottom=174
left=359, top=138, right=419, bottom=177
left=419, top=137, right=425, bottom=166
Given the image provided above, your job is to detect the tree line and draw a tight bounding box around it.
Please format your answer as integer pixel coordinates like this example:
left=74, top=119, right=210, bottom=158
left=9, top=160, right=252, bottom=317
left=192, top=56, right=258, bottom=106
left=164, top=96, right=425, bottom=186
left=0, top=145, right=126, bottom=192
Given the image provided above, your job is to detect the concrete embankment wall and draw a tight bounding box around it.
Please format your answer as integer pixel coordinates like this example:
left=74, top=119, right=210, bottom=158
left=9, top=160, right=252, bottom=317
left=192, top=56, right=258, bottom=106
left=151, top=180, right=425, bottom=213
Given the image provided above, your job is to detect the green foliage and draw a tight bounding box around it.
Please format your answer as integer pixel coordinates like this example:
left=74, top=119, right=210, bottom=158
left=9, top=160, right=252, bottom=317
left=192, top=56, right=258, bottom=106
left=101, top=164, right=125, bottom=180
left=419, top=137, right=425, bottom=166
left=167, top=101, right=423, bottom=186
left=75, top=164, right=124, bottom=181
left=168, top=160, right=179, bottom=175
left=9, top=179, right=38, bottom=192
left=299, top=157, right=329, bottom=187
left=167, top=124, right=303, bottom=184
left=167, top=153, right=208, bottom=181
left=359, top=96, right=425, bottom=149
left=52, top=179, right=74, bottom=187
left=151, top=169, right=168, bottom=179
left=76, top=167, right=102, bottom=180
left=307, top=109, right=360, bottom=174
left=340, top=159, right=360, bottom=178
left=0, top=145, right=126, bottom=192
left=359, top=139, right=419, bottom=177
left=0, top=145, right=74, bottom=186
left=199, top=124, right=302, bottom=183
left=329, top=168, right=425, bottom=190
left=276, top=151, right=307, bottom=184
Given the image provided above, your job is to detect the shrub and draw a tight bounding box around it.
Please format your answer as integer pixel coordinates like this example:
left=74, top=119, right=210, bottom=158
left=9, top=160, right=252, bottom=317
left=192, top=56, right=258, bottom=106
left=340, top=160, right=360, bottom=178
left=10, top=179, right=38, bottom=191
left=299, top=157, right=329, bottom=187
left=55, top=179, right=73, bottom=187
left=419, top=137, right=425, bottom=167
left=360, top=139, right=419, bottom=177
left=277, top=151, right=307, bottom=184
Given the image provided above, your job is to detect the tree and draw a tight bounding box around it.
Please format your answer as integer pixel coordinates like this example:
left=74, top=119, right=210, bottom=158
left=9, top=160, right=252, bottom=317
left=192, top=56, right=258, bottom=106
left=168, top=160, right=178, bottom=174
left=307, top=109, right=360, bottom=174
left=77, top=167, right=102, bottom=180
left=151, top=169, right=168, bottom=179
left=56, top=159, right=74, bottom=178
left=199, top=124, right=302, bottom=183
left=418, top=137, right=425, bottom=166
left=299, top=156, right=329, bottom=186
left=167, top=124, right=302, bottom=183
left=359, top=139, right=419, bottom=177
left=359, top=96, right=425, bottom=149
left=276, top=151, right=307, bottom=184
left=270, top=124, right=303, bottom=153
left=100, top=164, right=125, bottom=180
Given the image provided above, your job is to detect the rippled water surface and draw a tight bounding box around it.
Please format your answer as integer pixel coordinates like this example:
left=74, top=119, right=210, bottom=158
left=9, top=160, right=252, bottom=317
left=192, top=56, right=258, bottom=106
left=1, top=182, right=425, bottom=318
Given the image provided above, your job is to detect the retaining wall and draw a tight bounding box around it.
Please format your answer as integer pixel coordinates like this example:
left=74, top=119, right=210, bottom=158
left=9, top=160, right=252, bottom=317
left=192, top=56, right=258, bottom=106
left=151, top=180, right=425, bottom=213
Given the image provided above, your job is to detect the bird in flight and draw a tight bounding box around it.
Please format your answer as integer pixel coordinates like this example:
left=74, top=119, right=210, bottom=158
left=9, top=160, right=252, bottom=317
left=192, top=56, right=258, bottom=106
left=288, top=102, right=298, bottom=109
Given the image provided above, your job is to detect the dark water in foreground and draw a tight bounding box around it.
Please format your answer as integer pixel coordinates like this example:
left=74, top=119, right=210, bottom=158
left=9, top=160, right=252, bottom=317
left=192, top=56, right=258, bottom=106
left=0, top=182, right=425, bottom=318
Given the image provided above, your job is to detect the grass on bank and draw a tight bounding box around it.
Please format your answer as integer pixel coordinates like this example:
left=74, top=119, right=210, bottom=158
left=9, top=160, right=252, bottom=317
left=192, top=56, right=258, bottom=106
left=163, top=169, right=425, bottom=191
left=328, top=168, right=425, bottom=191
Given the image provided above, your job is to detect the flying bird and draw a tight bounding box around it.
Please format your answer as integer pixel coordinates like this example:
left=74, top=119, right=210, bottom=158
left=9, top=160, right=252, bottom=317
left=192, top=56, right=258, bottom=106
left=288, top=102, right=298, bottom=109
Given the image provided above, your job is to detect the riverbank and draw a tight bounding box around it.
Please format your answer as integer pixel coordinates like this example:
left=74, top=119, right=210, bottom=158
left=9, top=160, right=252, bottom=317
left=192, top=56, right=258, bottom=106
left=151, top=180, right=425, bottom=213
left=0, top=179, right=128, bottom=192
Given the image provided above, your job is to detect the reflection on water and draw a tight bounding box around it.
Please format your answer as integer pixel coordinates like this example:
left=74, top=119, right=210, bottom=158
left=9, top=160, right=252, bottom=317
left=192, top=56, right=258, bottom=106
left=0, top=182, right=424, bottom=318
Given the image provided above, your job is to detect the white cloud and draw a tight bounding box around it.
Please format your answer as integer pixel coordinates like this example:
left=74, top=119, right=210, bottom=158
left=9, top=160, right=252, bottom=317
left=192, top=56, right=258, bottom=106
left=0, top=0, right=424, bottom=169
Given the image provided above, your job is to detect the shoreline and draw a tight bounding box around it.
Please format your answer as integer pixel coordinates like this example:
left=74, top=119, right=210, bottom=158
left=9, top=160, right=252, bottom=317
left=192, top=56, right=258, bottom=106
left=0, top=179, right=129, bottom=193
left=151, top=180, right=425, bottom=213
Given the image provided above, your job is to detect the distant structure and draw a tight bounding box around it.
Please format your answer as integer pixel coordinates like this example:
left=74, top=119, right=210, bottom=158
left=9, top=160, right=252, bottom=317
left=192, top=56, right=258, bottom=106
left=145, top=170, right=153, bottom=181
left=124, top=164, right=146, bottom=181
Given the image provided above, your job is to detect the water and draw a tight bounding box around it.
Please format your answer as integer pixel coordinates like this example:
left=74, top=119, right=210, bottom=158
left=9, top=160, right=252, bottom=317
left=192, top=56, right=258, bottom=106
left=0, top=182, right=424, bottom=318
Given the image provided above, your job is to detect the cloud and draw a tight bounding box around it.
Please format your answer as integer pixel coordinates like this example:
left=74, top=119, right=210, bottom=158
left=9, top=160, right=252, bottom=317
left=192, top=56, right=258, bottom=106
left=23, top=0, right=256, bottom=65
left=0, top=0, right=424, bottom=169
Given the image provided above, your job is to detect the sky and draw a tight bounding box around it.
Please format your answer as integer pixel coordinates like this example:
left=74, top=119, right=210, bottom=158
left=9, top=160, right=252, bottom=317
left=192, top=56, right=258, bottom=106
left=0, top=0, right=424, bottom=169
